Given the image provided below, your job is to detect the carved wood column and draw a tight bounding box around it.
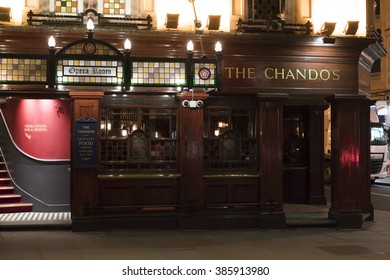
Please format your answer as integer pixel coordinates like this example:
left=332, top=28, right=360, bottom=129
left=328, top=95, right=372, bottom=229
left=257, top=93, right=288, bottom=229
left=177, top=90, right=209, bottom=214
left=308, top=105, right=328, bottom=205
left=69, top=92, right=103, bottom=224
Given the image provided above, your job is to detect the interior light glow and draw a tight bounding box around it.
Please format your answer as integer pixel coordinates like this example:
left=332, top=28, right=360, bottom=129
left=0, top=0, right=23, bottom=23
left=156, top=0, right=230, bottom=32
left=312, top=0, right=366, bottom=36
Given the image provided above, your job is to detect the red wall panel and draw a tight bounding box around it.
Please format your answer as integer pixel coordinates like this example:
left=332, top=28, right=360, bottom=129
left=2, top=99, right=70, bottom=160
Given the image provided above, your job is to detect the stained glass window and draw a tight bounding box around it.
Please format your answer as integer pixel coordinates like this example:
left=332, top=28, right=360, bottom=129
left=100, top=106, right=178, bottom=172
left=55, top=0, right=78, bottom=13
left=131, top=61, right=186, bottom=86
left=204, top=107, right=257, bottom=172
left=0, top=58, right=47, bottom=83
left=193, top=62, right=217, bottom=87
left=103, top=0, right=126, bottom=15
left=56, top=59, right=123, bottom=85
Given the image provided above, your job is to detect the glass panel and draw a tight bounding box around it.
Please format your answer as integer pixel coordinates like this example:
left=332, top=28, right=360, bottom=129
left=283, top=115, right=306, bottom=165
left=100, top=105, right=177, bottom=172
left=250, top=0, right=284, bottom=20
left=55, top=0, right=78, bottom=13
left=131, top=61, right=186, bottom=86
left=208, top=109, right=229, bottom=138
left=204, top=107, right=257, bottom=173
left=103, top=0, right=126, bottom=15
left=0, top=58, right=47, bottom=83
left=193, top=62, right=217, bottom=87
left=57, top=60, right=123, bottom=85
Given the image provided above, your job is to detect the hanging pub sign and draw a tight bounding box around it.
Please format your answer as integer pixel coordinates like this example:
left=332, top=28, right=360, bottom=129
left=75, top=117, right=97, bottom=168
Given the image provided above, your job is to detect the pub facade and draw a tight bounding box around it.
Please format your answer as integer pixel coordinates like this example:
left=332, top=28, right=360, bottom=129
left=0, top=0, right=386, bottom=230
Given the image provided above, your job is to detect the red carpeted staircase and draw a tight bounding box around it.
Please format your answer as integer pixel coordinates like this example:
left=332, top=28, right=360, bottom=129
left=0, top=154, right=33, bottom=213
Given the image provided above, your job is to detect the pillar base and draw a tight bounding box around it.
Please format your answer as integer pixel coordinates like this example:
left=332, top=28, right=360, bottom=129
left=309, top=195, right=327, bottom=205
left=258, top=212, right=286, bottom=229
left=360, top=202, right=374, bottom=221
left=329, top=209, right=363, bottom=229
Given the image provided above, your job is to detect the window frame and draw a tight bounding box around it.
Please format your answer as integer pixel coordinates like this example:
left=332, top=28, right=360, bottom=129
left=99, top=105, right=178, bottom=173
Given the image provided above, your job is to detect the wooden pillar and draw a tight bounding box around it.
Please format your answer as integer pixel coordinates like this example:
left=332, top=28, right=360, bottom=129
left=177, top=90, right=209, bottom=215
left=328, top=95, right=372, bottom=229
left=257, top=93, right=288, bottom=229
left=69, top=92, right=103, bottom=228
left=308, top=105, right=328, bottom=205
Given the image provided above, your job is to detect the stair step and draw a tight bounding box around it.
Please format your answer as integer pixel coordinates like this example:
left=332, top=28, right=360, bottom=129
left=0, top=170, right=8, bottom=178
left=0, top=194, right=21, bottom=203
left=0, top=177, right=11, bottom=186
left=0, top=202, right=33, bottom=213
left=0, top=178, right=11, bottom=186
left=0, top=186, right=14, bottom=194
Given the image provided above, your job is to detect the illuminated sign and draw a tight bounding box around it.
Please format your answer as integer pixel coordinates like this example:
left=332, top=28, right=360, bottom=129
left=63, top=66, right=117, bottom=77
left=222, top=60, right=358, bottom=94
left=224, top=67, right=341, bottom=81
left=75, top=117, right=97, bottom=168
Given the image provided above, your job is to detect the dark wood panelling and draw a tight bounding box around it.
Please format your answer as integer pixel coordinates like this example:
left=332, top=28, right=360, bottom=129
left=258, top=95, right=286, bottom=212
left=70, top=92, right=103, bottom=217
left=99, top=177, right=180, bottom=211
left=101, top=186, right=137, bottom=206
left=308, top=106, right=328, bottom=205
left=178, top=91, right=208, bottom=209
left=204, top=177, right=259, bottom=206
left=283, top=167, right=309, bottom=204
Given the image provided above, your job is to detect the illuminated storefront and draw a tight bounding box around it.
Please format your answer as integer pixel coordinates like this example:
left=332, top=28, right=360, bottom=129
left=0, top=0, right=386, bottom=230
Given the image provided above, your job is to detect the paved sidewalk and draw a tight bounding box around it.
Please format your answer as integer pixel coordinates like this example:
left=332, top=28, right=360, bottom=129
left=0, top=209, right=389, bottom=260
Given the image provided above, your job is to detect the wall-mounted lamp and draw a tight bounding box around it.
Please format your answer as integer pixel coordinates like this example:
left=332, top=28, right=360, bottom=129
left=87, top=18, right=95, bottom=39
left=207, top=15, right=221, bottom=31
left=215, top=41, right=222, bottom=53
left=183, top=39, right=222, bottom=106
left=320, top=22, right=336, bottom=36
left=166, top=14, right=179, bottom=29
left=124, top=38, right=132, bottom=51
left=47, top=35, right=57, bottom=89
left=123, top=38, right=132, bottom=91
left=48, top=36, right=56, bottom=48
left=186, top=40, right=194, bottom=52
left=87, top=18, right=95, bottom=31
left=343, top=21, right=359, bottom=35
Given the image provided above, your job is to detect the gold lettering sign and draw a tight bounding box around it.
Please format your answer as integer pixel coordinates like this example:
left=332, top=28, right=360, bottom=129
left=225, top=67, right=341, bottom=81
left=224, top=67, right=256, bottom=79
